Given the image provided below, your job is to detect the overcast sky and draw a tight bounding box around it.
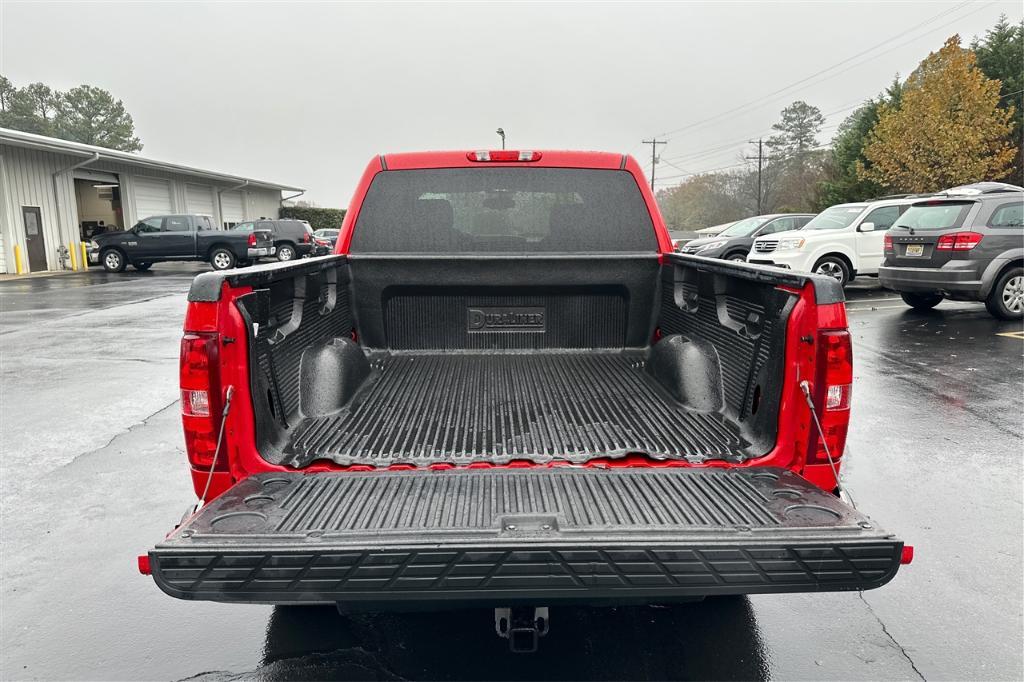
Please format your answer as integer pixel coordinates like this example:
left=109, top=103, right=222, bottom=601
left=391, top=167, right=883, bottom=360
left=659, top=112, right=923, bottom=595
left=2, top=1, right=1020, bottom=205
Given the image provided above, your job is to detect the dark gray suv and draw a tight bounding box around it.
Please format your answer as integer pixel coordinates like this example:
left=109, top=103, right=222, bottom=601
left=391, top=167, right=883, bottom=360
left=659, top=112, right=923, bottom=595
left=879, top=184, right=1023, bottom=319
left=233, top=219, right=314, bottom=261
left=676, top=213, right=814, bottom=261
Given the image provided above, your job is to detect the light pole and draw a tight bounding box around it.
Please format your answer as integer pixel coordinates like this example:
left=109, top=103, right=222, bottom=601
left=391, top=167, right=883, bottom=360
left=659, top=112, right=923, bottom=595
left=496, top=128, right=506, bottom=150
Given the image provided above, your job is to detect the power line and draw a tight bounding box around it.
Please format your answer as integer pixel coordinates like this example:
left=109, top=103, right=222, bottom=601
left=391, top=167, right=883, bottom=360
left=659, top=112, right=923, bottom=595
left=658, top=100, right=871, bottom=166
left=662, top=62, right=1022, bottom=172
left=646, top=2, right=1009, bottom=189
left=654, top=1, right=985, bottom=139
left=653, top=160, right=754, bottom=182
left=660, top=158, right=692, bottom=175
left=653, top=67, right=1018, bottom=189
left=654, top=0, right=972, bottom=138
left=656, top=120, right=843, bottom=175
left=654, top=145, right=831, bottom=185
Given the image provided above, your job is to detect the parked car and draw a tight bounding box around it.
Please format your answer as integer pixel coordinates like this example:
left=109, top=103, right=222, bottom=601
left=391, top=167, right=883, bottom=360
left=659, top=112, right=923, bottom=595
left=748, top=197, right=916, bottom=287
left=678, top=213, right=814, bottom=261
left=694, top=220, right=735, bottom=238
left=89, top=214, right=273, bottom=272
left=143, top=150, right=908, bottom=651
left=668, top=230, right=698, bottom=250
left=313, top=228, right=340, bottom=246
left=311, top=235, right=333, bottom=256
left=312, top=228, right=339, bottom=256
left=232, top=218, right=314, bottom=261
left=879, top=184, right=1024, bottom=319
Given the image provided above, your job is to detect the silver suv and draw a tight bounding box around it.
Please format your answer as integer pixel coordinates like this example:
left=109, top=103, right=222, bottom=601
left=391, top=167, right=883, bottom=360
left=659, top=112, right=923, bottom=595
left=879, top=183, right=1024, bottom=319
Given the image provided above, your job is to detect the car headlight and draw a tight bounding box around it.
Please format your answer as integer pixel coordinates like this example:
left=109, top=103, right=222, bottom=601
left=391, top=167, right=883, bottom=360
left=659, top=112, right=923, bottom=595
left=89, top=240, right=100, bottom=250
left=778, top=237, right=805, bottom=250
left=697, top=240, right=727, bottom=251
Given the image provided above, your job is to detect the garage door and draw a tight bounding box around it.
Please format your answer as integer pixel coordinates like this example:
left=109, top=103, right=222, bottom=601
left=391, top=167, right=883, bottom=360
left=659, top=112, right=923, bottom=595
left=186, top=183, right=216, bottom=217
left=220, top=191, right=244, bottom=227
left=133, top=177, right=173, bottom=218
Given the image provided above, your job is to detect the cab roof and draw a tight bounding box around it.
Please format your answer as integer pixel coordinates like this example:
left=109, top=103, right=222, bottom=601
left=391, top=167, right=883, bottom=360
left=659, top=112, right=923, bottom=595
left=380, top=150, right=628, bottom=170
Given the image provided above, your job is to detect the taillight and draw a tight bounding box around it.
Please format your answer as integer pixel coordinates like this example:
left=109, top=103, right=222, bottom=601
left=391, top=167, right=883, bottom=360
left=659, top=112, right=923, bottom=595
left=936, top=232, right=983, bottom=250
left=247, top=232, right=256, bottom=247
left=303, top=231, right=311, bottom=243
left=807, top=329, right=852, bottom=465
left=883, top=234, right=893, bottom=251
left=467, top=150, right=542, bottom=162
left=179, top=332, right=227, bottom=471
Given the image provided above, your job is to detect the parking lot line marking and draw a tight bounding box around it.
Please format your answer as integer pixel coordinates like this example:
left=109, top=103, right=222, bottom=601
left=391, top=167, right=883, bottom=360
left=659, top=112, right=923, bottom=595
left=996, top=331, right=1024, bottom=340
left=847, top=297, right=903, bottom=303
left=847, top=305, right=910, bottom=311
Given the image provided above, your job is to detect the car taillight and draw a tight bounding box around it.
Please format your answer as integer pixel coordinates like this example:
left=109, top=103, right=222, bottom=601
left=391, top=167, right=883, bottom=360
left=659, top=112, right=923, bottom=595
left=936, top=232, right=983, bottom=250
left=807, top=329, right=852, bottom=465
left=883, top=234, right=893, bottom=251
left=467, top=150, right=542, bottom=162
left=247, top=232, right=256, bottom=247
left=303, top=231, right=311, bottom=243
left=180, top=332, right=228, bottom=472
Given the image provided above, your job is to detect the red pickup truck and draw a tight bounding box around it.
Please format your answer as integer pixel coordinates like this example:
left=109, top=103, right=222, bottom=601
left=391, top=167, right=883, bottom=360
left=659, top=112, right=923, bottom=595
left=145, top=150, right=908, bottom=651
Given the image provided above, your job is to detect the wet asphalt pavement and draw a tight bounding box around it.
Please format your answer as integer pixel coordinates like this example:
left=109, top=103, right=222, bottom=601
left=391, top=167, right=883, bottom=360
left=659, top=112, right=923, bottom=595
left=0, top=265, right=1021, bottom=681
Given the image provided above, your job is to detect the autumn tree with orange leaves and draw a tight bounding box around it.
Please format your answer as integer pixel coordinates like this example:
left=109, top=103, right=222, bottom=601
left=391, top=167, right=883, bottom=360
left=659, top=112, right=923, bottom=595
left=859, top=36, right=1016, bottom=193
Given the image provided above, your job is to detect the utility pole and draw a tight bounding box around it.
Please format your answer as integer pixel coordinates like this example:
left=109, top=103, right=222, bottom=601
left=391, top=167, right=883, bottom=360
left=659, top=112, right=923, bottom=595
left=496, top=128, right=506, bottom=149
left=745, top=138, right=765, bottom=214
left=641, top=138, right=667, bottom=191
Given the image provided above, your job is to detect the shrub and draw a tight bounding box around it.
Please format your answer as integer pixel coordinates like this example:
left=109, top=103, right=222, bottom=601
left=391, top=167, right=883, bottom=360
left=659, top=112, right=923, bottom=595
left=280, top=206, right=346, bottom=232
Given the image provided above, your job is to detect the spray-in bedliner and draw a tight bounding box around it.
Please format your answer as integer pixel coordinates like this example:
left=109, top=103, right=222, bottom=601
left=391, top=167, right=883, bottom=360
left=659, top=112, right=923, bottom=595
left=282, top=351, right=749, bottom=468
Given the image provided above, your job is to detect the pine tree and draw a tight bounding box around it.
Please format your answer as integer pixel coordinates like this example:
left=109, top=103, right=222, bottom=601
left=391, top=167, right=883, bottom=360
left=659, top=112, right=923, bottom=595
left=55, top=85, right=143, bottom=151
left=972, top=16, right=1024, bottom=184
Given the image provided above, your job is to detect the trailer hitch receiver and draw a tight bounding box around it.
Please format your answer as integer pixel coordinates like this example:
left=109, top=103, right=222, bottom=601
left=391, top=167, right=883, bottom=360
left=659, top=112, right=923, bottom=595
left=495, top=607, right=550, bottom=653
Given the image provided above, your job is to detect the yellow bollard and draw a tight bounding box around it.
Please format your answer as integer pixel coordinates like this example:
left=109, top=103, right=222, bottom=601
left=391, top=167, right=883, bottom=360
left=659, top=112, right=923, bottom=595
left=69, top=243, right=79, bottom=271
left=80, top=241, right=89, bottom=270
left=13, top=244, right=25, bottom=275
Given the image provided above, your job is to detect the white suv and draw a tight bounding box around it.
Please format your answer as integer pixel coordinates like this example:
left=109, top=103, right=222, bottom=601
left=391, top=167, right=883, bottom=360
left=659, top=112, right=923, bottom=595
left=747, top=198, right=915, bottom=287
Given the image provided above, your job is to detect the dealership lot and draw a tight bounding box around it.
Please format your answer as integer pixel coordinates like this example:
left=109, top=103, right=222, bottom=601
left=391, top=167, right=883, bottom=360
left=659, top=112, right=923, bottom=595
left=0, top=268, right=1021, bottom=681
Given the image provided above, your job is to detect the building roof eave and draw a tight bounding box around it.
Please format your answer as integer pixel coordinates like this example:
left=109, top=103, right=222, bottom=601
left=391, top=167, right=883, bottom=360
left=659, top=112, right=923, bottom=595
left=0, top=127, right=304, bottom=192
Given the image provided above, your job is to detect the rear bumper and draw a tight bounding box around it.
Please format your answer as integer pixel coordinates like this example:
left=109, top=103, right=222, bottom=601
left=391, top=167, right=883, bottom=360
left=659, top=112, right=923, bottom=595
left=247, top=246, right=276, bottom=259
left=878, top=263, right=984, bottom=297
left=149, top=469, right=903, bottom=606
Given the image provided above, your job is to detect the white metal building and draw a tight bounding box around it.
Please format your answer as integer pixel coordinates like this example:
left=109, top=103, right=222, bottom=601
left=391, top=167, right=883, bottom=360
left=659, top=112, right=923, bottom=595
left=0, top=127, right=304, bottom=274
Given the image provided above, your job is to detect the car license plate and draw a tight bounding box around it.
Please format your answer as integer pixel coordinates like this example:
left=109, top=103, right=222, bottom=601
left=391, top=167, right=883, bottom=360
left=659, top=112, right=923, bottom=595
left=905, top=244, right=924, bottom=257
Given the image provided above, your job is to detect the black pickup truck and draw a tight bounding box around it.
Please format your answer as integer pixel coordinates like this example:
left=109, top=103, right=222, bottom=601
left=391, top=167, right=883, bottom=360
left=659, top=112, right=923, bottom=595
left=88, top=214, right=274, bottom=272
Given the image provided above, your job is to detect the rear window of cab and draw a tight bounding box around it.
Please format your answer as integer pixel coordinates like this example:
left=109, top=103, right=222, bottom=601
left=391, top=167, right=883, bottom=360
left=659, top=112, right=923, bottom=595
left=350, top=168, right=657, bottom=254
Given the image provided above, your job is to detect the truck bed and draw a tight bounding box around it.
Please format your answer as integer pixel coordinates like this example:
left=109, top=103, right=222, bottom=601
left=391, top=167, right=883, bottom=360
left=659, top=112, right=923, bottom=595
left=282, top=351, right=748, bottom=468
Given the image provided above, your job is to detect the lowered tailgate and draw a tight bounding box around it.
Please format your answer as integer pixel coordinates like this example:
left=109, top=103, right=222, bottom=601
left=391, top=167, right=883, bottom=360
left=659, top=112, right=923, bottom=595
left=149, top=468, right=902, bottom=605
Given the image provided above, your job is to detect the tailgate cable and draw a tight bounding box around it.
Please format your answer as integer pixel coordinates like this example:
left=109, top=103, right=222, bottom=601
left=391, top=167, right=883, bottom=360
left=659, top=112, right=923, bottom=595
left=799, top=380, right=856, bottom=509
left=198, top=385, right=235, bottom=507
